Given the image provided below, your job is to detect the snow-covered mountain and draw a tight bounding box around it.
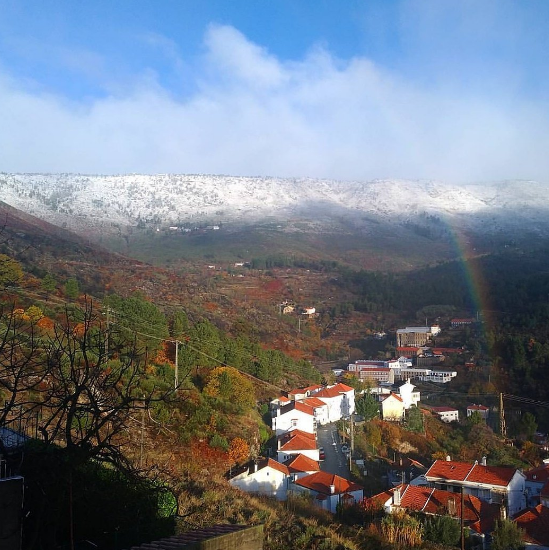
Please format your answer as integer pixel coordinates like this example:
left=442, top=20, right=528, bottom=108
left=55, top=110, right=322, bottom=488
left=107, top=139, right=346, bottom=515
left=0, top=173, right=547, bottom=238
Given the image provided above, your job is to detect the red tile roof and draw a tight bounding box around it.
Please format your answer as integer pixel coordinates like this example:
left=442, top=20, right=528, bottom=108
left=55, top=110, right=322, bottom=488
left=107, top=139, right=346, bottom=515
left=314, top=383, right=354, bottom=399
left=295, top=471, right=363, bottom=495
left=283, top=453, right=320, bottom=473
left=466, top=465, right=517, bottom=486
left=277, top=429, right=316, bottom=443
left=426, top=460, right=517, bottom=487
left=334, top=382, right=354, bottom=392
left=513, top=504, right=549, bottom=546
left=263, top=458, right=290, bottom=475
left=380, top=393, right=403, bottom=403
left=279, top=433, right=317, bottom=452
left=304, top=396, right=327, bottom=408
left=364, top=484, right=500, bottom=534
left=229, top=457, right=289, bottom=479
left=279, top=401, right=314, bottom=416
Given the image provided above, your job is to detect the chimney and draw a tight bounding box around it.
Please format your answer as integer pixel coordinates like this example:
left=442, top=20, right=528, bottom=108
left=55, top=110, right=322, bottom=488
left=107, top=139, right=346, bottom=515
left=393, top=487, right=401, bottom=506
left=254, top=461, right=258, bottom=473
left=446, top=455, right=451, bottom=461
left=329, top=484, right=335, bottom=494
left=447, top=497, right=456, bottom=516
left=481, top=456, right=487, bottom=466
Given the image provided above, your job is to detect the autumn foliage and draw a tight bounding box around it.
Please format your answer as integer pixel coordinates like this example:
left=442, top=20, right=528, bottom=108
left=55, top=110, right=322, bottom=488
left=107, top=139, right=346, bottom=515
left=204, top=366, right=255, bottom=410
left=228, top=437, right=250, bottom=465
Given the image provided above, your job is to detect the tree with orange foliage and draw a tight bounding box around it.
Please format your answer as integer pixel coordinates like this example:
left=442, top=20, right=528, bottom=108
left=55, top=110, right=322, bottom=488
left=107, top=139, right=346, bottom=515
left=228, top=437, right=250, bottom=465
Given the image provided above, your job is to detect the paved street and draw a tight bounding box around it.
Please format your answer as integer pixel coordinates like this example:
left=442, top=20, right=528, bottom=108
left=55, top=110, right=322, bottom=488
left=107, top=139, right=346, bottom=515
left=316, top=424, right=350, bottom=479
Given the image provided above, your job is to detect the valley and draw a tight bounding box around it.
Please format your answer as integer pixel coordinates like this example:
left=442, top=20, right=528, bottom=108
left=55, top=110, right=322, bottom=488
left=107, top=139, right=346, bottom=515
left=1, top=180, right=549, bottom=550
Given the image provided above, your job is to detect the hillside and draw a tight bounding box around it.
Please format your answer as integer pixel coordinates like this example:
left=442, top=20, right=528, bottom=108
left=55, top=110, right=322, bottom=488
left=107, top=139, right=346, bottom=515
left=2, top=174, right=549, bottom=268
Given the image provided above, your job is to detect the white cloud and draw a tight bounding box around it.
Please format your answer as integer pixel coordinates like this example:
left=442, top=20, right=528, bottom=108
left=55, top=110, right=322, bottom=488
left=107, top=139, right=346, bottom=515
left=0, top=23, right=548, bottom=182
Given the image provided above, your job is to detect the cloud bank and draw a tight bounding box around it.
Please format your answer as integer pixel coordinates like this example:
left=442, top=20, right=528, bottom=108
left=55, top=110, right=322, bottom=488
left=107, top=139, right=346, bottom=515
left=1, top=23, right=548, bottom=182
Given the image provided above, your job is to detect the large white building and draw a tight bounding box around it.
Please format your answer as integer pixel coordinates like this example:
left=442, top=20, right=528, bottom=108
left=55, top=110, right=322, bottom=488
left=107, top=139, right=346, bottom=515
left=396, top=326, right=441, bottom=347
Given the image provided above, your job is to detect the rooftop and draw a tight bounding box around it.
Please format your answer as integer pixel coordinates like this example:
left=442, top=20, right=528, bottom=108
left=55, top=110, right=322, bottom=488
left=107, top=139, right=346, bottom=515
left=294, top=471, right=363, bottom=495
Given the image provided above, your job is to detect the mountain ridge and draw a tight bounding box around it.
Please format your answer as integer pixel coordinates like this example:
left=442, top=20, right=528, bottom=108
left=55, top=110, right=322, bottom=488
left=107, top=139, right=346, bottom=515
left=1, top=174, right=547, bottom=241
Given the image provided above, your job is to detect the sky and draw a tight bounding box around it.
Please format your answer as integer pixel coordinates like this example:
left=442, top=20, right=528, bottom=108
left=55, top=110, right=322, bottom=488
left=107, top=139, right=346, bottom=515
left=1, top=0, right=548, bottom=182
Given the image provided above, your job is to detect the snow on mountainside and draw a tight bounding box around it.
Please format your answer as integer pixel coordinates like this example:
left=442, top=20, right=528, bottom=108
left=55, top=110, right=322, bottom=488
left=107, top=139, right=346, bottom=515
left=0, top=173, right=547, bottom=237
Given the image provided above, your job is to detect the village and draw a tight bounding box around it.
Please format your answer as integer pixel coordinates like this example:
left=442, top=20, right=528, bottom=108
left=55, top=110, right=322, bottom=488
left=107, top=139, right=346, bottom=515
left=227, top=320, right=549, bottom=549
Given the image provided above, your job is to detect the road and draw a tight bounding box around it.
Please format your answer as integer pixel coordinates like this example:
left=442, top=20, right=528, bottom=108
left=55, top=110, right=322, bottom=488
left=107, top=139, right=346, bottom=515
left=316, top=423, right=350, bottom=479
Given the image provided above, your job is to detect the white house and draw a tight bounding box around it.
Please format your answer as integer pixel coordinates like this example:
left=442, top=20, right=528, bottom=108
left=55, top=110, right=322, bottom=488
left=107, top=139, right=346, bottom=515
left=425, top=459, right=526, bottom=517
left=431, top=406, right=459, bottom=423
left=380, top=393, right=405, bottom=421
left=229, top=458, right=290, bottom=500
left=277, top=430, right=319, bottom=463
left=312, top=383, right=355, bottom=422
left=271, top=401, right=315, bottom=436
left=292, top=471, right=363, bottom=513
left=303, top=396, right=330, bottom=426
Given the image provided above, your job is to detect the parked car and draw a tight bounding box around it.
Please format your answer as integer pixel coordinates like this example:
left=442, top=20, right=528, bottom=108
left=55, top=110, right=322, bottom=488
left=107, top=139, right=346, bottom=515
left=319, top=447, right=325, bottom=460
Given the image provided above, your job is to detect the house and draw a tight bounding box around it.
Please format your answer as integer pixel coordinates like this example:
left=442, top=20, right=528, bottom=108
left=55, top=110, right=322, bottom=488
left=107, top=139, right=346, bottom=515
left=287, top=385, right=322, bottom=402
left=524, top=463, right=549, bottom=507
left=513, top=505, right=549, bottom=549
left=283, top=453, right=320, bottom=480
left=271, top=401, right=315, bottom=436
left=277, top=430, right=319, bottom=462
left=425, top=459, right=526, bottom=516
left=312, top=383, right=355, bottom=422
left=430, top=406, right=459, bottom=423
left=303, top=396, right=329, bottom=426
left=292, top=471, right=363, bottom=513
left=467, top=404, right=490, bottom=420
left=380, top=393, right=405, bottom=421
left=229, top=458, right=290, bottom=500
left=365, top=484, right=500, bottom=541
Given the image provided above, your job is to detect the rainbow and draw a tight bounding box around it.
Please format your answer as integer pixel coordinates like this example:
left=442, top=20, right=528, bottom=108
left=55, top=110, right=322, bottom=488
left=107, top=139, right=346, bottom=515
left=445, top=222, right=496, bottom=332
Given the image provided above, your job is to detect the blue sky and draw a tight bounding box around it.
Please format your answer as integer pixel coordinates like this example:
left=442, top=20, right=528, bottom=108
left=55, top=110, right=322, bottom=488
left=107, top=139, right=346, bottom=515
left=1, top=0, right=548, bottom=181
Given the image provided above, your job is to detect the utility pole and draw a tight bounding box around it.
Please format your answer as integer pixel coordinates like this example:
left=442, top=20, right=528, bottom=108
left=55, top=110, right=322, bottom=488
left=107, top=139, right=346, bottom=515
left=174, top=340, right=179, bottom=389
left=499, top=392, right=507, bottom=438
left=140, top=395, right=145, bottom=469
left=460, top=486, right=465, bottom=550
left=349, top=414, right=354, bottom=471
left=104, top=306, right=111, bottom=357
